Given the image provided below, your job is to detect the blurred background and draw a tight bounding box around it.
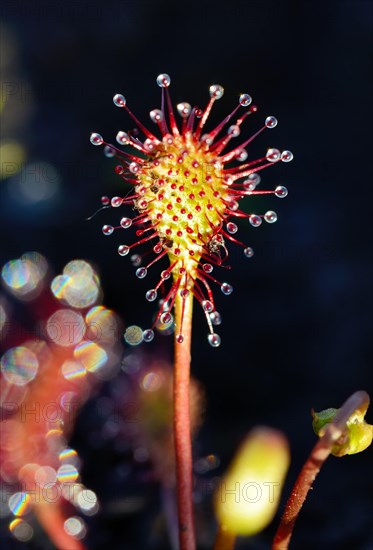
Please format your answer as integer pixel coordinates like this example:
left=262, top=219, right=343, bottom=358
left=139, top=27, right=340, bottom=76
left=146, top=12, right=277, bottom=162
left=0, top=0, right=372, bottom=548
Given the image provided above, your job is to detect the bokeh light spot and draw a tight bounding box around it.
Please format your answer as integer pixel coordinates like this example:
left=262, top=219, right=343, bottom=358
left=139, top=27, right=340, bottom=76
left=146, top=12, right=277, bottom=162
left=124, top=325, right=144, bottom=346
left=74, top=342, right=107, bottom=373
left=46, top=309, right=85, bottom=347
left=8, top=492, right=31, bottom=516
left=1, top=346, right=39, bottom=386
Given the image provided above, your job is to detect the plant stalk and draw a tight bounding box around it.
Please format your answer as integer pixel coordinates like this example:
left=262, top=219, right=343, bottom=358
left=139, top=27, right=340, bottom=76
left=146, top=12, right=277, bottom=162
left=173, top=291, right=196, bottom=550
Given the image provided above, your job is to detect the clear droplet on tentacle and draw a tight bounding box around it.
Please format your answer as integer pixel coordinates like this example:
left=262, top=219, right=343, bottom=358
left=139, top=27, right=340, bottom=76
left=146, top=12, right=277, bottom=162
left=156, top=73, right=171, bottom=88
left=143, top=329, right=154, bottom=342
left=244, top=247, right=254, bottom=258
left=150, top=109, right=164, bottom=123
left=209, top=84, right=224, bottom=99
left=145, top=289, right=157, bottom=302
left=220, top=282, right=233, bottom=295
left=266, top=148, right=281, bottom=162
left=160, top=312, right=172, bottom=324
left=235, top=148, right=248, bottom=161
left=177, top=102, right=192, bottom=118
left=243, top=173, right=261, bottom=191
left=249, top=214, right=262, bottom=227
left=90, top=133, right=103, bottom=146
left=239, top=93, right=252, bottom=107
left=210, top=311, right=222, bottom=325
left=102, top=225, right=114, bottom=235
left=228, top=125, right=240, bottom=137
left=275, top=185, right=288, bottom=198
left=281, top=150, right=294, bottom=162
left=104, top=145, right=115, bottom=158
left=202, top=300, right=214, bottom=313
left=131, top=254, right=142, bottom=267
left=226, top=222, right=238, bottom=234
left=144, top=138, right=156, bottom=152
left=113, top=94, right=126, bottom=107
left=265, top=116, right=278, bottom=128
left=120, top=217, right=132, bottom=229
left=116, top=131, right=130, bottom=145
left=264, top=210, right=278, bottom=224
left=111, top=196, right=122, bottom=207
left=136, top=267, right=147, bottom=279
left=208, top=333, right=221, bottom=347
left=118, top=245, right=130, bottom=256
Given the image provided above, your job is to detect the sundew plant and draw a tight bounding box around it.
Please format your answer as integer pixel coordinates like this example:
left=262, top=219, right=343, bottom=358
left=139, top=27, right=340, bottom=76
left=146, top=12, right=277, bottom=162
left=88, top=74, right=371, bottom=550
left=90, top=72, right=292, bottom=548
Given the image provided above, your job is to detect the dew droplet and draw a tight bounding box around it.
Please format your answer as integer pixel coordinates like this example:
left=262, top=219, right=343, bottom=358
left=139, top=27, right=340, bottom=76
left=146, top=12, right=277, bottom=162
left=208, top=333, right=221, bottom=347
left=177, top=102, right=192, bottom=118
left=136, top=267, right=147, bottom=279
left=236, top=148, right=248, bottom=161
left=209, top=84, right=224, bottom=99
left=101, top=196, right=110, bottom=206
left=118, top=245, right=130, bottom=256
left=202, top=300, right=213, bottom=313
left=180, top=289, right=190, bottom=298
left=220, top=282, right=233, bottom=295
left=244, top=247, right=254, bottom=258
left=113, top=94, right=126, bottom=107
left=210, top=311, right=222, bottom=325
left=266, top=148, right=281, bottom=162
left=144, top=138, right=156, bottom=152
left=239, top=93, right=252, bottom=107
left=160, top=312, right=172, bottom=324
left=226, top=222, right=238, bottom=234
left=90, top=133, right=103, bottom=146
left=281, top=150, right=294, bottom=162
left=145, top=289, right=157, bottom=302
left=102, top=225, right=114, bottom=235
left=127, top=255, right=140, bottom=268
left=150, top=109, right=164, bottom=123
left=163, top=133, right=174, bottom=145
left=264, top=210, right=278, bottom=223
left=265, top=116, right=278, bottom=128
left=161, top=270, right=171, bottom=280
left=156, top=73, right=171, bottom=88
left=203, top=263, right=213, bottom=273
left=228, top=125, right=240, bottom=137
left=104, top=145, right=115, bottom=158
left=120, top=217, right=132, bottom=229
left=111, top=196, right=122, bottom=207
left=201, top=134, right=213, bottom=146
left=275, top=185, right=288, bottom=198
left=116, top=131, right=130, bottom=145
left=129, top=162, right=140, bottom=174
left=227, top=199, right=239, bottom=211
left=176, top=334, right=184, bottom=343
left=249, top=214, right=262, bottom=227
left=143, top=329, right=154, bottom=342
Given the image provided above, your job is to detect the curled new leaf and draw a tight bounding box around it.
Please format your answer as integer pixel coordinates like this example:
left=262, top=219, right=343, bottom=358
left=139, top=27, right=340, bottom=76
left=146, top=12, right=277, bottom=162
left=312, top=396, right=373, bottom=456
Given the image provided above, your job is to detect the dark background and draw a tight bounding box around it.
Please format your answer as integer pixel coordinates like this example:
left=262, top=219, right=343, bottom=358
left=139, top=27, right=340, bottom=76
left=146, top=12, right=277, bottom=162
left=1, top=0, right=372, bottom=548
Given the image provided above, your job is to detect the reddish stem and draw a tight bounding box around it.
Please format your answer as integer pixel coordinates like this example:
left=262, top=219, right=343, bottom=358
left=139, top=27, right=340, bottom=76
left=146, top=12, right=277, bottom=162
left=272, top=390, right=369, bottom=550
left=173, top=292, right=196, bottom=550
